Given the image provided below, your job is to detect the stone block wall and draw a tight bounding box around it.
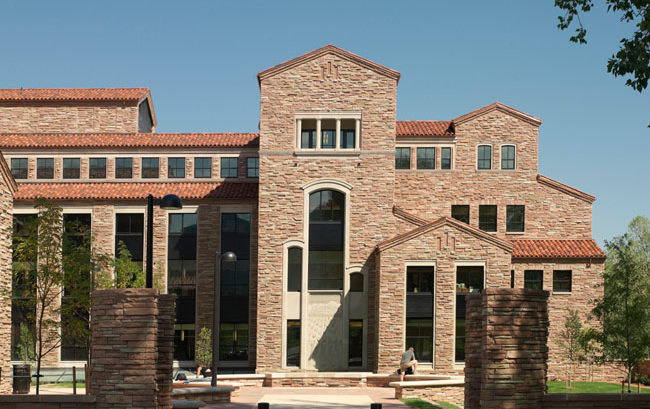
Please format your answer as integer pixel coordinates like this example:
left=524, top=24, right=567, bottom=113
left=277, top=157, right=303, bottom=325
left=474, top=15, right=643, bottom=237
left=464, top=288, right=549, bottom=409
left=89, top=288, right=174, bottom=409
left=0, top=173, right=13, bottom=394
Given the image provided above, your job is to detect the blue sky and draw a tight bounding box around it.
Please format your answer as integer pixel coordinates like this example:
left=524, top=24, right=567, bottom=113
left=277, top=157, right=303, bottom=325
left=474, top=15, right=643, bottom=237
left=0, top=1, right=647, bottom=244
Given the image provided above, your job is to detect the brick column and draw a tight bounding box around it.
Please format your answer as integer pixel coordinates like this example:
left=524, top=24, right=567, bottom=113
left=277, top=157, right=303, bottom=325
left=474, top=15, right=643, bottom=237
left=465, top=289, right=549, bottom=409
left=90, top=288, right=160, bottom=409
left=156, top=294, right=175, bottom=409
left=0, top=187, right=13, bottom=394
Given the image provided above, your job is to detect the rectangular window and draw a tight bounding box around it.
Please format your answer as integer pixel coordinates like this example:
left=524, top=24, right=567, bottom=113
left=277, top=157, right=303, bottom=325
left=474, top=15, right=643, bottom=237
left=219, top=322, right=248, bottom=361
left=451, top=205, right=470, bottom=224
left=115, top=158, right=133, bottom=179
left=89, top=158, right=106, bottom=179
left=478, top=205, right=497, bottom=232
left=168, top=157, right=185, bottom=178
left=301, top=129, right=316, bottom=149
left=349, top=320, right=363, bottom=367
left=286, top=320, right=301, bottom=367
left=287, top=247, right=302, bottom=292
left=506, top=205, right=525, bottom=232
left=220, top=157, right=238, bottom=178
left=407, top=266, right=434, bottom=294
left=62, top=158, right=80, bottom=179
left=395, top=147, right=411, bottom=169
left=341, top=129, right=355, bottom=149
left=168, top=213, right=197, bottom=361
left=441, top=147, right=452, bottom=169
left=524, top=270, right=543, bottom=290
left=37, top=158, right=54, bottom=179
left=456, top=265, right=484, bottom=362
left=501, top=145, right=515, bottom=170
left=321, top=130, right=335, bottom=149
left=115, top=213, right=144, bottom=264
left=142, top=157, right=159, bottom=179
left=61, top=214, right=91, bottom=361
left=553, top=270, right=572, bottom=293
left=477, top=145, right=492, bottom=170
left=11, top=214, right=37, bottom=360
left=194, top=157, right=212, bottom=178
left=247, top=157, right=259, bottom=178
left=510, top=270, right=515, bottom=289
left=406, top=318, right=433, bottom=363
left=417, top=147, right=435, bottom=169
left=11, top=158, right=28, bottom=179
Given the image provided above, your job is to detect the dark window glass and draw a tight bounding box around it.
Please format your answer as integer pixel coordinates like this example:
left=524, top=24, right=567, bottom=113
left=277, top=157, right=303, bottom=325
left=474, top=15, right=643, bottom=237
left=417, top=147, right=435, bottom=169
left=452, top=205, right=470, bottom=224
left=477, top=145, right=492, bottom=169
left=395, top=147, right=411, bottom=169
left=524, top=270, right=543, bottom=290
left=455, top=265, right=484, bottom=362
left=194, top=157, right=212, bottom=178
left=406, top=318, right=433, bottom=363
left=63, top=158, right=80, bottom=179
left=510, top=270, right=515, bottom=288
left=506, top=205, right=525, bottom=232
left=321, top=129, right=335, bottom=149
left=142, top=157, right=159, bottom=178
left=501, top=145, right=515, bottom=170
left=37, top=158, right=54, bottom=179
left=407, top=266, right=434, bottom=293
left=553, top=270, right=572, bottom=293
left=11, top=158, right=28, bottom=179
left=479, top=205, right=497, bottom=232
left=287, top=247, right=302, bottom=292
left=247, top=157, right=259, bottom=178
left=341, top=129, right=355, bottom=149
left=11, top=214, right=37, bottom=360
left=441, top=147, right=452, bottom=169
left=301, top=129, right=316, bottom=149
left=61, top=214, right=91, bottom=361
left=115, top=213, right=144, bottom=263
left=349, top=320, right=363, bottom=367
left=350, top=273, right=363, bottom=292
left=220, top=213, right=251, bottom=297
left=168, top=213, right=197, bottom=360
left=286, top=320, right=300, bottom=366
left=115, top=158, right=133, bottom=179
left=89, top=158, right=106, bottom=179
left=168, top=157, right=185, bottom=178
left=219, top=322, right=248, bottom=361
left=221, top=157, right=238, bottom=178
left=308, top=190, right=344, bottom=290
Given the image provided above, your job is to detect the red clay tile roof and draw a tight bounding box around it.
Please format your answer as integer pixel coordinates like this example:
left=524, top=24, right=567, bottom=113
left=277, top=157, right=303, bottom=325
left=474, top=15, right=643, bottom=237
left=0, top=133, right=259, bottom=149
left=0, top=88, right=150, bottom=102
left=14, top=182, right=258, bottom=201
left=453, top=101, right=542, bottom=126
left=512, top=239, right=605, bottom=260
left=396, top=121, right=454, bottom=137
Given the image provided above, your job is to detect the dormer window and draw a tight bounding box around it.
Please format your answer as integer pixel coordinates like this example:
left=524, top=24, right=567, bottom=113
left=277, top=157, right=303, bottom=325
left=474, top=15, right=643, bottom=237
left=296, top=112, right=361, bottom=152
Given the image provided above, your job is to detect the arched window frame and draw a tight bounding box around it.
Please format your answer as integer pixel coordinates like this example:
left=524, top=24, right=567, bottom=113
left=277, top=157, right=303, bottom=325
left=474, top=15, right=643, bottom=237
left=476, top=144, right=493, bottom=170
left=500, top=144, right=516, bottom=170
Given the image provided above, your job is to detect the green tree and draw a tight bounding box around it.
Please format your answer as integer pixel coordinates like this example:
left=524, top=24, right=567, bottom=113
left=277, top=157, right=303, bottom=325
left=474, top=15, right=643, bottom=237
left=113, top=242, right=145, bottom=289
left=194, top=327, right=212, bottom=376
left=593, top=216, right=650, bottom=392
left=555, top=0, right=650, bottom=92
left=557, top=309, right=586, bottom=388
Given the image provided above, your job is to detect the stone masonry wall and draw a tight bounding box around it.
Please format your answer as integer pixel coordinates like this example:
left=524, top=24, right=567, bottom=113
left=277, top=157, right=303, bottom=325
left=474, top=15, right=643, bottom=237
left=0, top=172, right=13, bottom=393
left=0, top=102, right=139, bottom=133
left=394, top=110, right=593, bottom=240
left=378, top=223, right=511, bottom=373
left=257, top=52, right=398, bottom=371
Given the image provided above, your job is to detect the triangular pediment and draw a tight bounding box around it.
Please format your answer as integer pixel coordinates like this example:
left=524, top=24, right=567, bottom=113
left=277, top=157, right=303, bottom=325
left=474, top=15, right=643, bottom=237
left=453, top=102, right=541, bottom=127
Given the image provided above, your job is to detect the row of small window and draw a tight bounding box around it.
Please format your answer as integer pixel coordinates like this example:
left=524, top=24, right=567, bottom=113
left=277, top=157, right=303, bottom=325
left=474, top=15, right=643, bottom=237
left=298, top=118, right=359, bottom=150
left=512, top=270, right=573, bottom=293
left=286, top=319, right=363, bottom=367
left=452, top=204, right=525, bottom=233
left=395, top=147, right=452, bottom=170
left=9, top=157, right=260, bottom=180
left=477, top=145, right=515, bottom=170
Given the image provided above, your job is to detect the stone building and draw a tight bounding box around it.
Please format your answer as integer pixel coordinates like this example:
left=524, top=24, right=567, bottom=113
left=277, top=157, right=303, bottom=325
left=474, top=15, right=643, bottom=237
left=0, top=45, right=606, bottom=380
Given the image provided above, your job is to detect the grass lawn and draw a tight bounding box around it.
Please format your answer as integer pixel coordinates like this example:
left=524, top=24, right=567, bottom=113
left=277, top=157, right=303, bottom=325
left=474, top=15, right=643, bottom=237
left=401, top=398, right=461, bottom=409
left=547, top=381, right=650, bottom=394
left=40, top=382, right=86, bottom=388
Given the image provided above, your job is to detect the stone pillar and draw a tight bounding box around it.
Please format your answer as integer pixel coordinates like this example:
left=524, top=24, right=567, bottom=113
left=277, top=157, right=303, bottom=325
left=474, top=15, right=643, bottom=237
left=0, top=185, right=13, bottom=394
left=464, top=288, right=549, bottom=409
left=156, top=294, right=175, bottom=409
left=90, top=288, right=162, bottom=409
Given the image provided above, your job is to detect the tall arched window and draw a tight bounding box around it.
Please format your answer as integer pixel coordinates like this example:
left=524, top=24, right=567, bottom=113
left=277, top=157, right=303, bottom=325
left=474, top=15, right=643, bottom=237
left=308, top=190, right=344, bottom=290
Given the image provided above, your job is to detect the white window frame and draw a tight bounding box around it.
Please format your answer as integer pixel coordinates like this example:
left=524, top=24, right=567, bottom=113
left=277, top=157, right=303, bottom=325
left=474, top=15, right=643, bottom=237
left=403, top=260, right=437, bottom=368
left=295, top=112, right=362, bottom=153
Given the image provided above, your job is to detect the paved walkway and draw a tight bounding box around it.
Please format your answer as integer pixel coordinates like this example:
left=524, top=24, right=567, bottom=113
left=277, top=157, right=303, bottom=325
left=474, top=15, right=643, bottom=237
left=206, top=387, right=409, bottom=408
